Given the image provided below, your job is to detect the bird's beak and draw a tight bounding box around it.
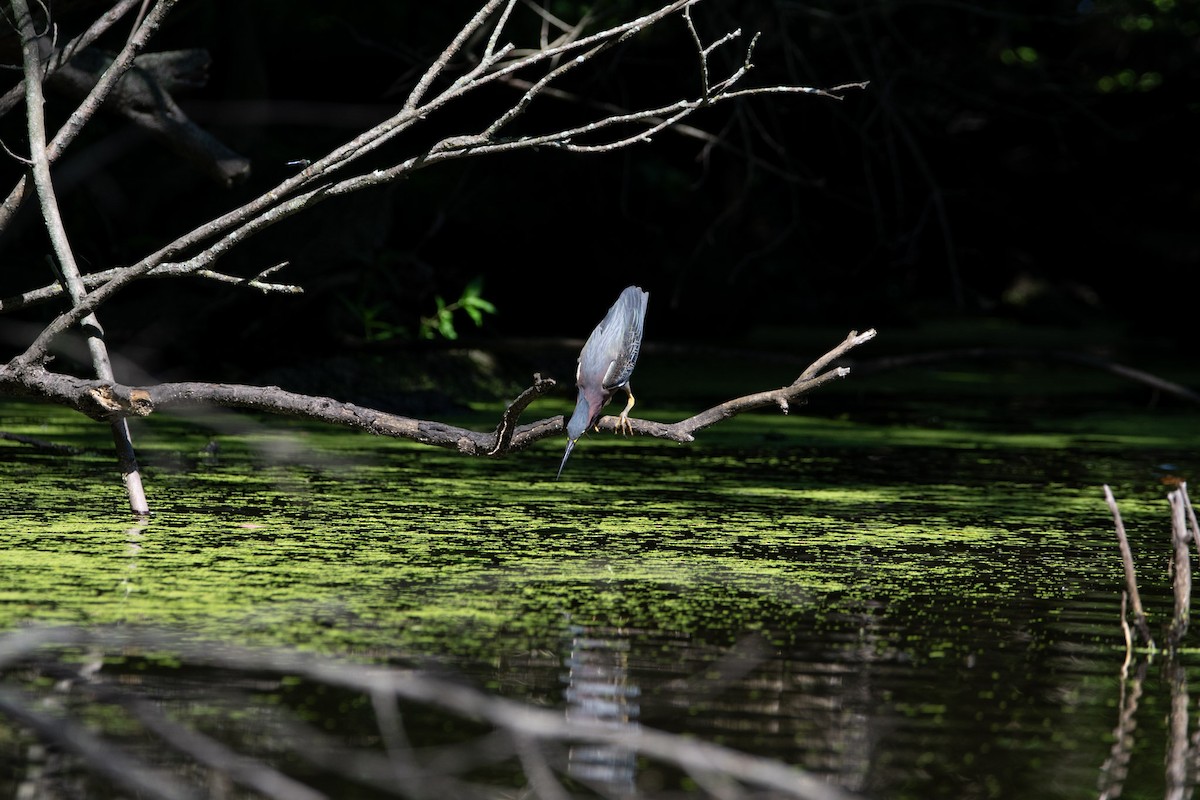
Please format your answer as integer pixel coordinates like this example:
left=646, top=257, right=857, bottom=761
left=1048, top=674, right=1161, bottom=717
left=556, top=438, right=578, bottom=480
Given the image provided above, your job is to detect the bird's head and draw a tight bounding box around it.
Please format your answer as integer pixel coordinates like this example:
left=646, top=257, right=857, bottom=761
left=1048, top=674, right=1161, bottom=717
left=565, top=385, right=606, bottom=441
left=558, top=385, right=608, bottom=479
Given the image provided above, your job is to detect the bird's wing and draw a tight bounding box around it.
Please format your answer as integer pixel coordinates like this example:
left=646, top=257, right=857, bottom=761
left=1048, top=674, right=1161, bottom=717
left=604, top=287, right=648, bottom=389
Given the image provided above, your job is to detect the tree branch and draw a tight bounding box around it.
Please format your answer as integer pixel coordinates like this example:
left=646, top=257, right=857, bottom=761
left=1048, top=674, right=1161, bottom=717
left=0, top=330, right=875, bottom=458
left=5, top=1, right=864, bottom=371
left=12, top=0, right=149, bottom=515
left=0, top=260, right=301, bottom=313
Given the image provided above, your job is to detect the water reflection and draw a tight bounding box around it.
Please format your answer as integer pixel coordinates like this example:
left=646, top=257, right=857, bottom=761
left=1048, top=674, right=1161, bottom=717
left=1096, top=655, right=1198, bottom=800
left=562, top=626, right=639, bottom=793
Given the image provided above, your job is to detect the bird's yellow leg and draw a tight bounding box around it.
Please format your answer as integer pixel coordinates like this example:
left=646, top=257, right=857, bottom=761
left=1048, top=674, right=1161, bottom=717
left=616, top=386, right=636, bottom=436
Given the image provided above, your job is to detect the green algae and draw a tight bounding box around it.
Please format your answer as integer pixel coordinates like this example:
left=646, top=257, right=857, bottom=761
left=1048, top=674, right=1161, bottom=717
left=3, top=382, right=1199, bottom=800
left=2, top=388, right=1191, bottom=666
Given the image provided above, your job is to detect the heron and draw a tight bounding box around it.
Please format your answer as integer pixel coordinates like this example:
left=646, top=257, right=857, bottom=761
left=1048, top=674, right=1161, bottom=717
left=557, top=285, right=649, bottom=479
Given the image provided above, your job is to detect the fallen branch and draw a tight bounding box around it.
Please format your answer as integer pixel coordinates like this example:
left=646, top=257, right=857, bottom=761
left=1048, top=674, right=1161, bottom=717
left=46, top=48, right=251, bottom=187
left=0, top=0, right=143, bottom=117
left=0, top=0, right=180, bottom=234
left=0, top=329, right=874, bottom=459
left=1, top=0, right=866, bottom=512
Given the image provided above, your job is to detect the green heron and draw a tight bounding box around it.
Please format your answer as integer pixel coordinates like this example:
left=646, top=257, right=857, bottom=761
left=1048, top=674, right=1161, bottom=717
left=557, top=285, right=649, bottom=479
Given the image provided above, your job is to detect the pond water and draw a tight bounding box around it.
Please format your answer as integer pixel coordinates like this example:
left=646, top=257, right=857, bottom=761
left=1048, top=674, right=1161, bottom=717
left=0, top=357, right=1197, bottom=799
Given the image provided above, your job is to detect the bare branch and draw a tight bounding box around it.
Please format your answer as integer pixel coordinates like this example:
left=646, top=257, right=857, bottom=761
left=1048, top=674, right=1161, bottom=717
left=1104, top=484, right=1156, bottom=650
left=405, top=0, right=508, bottom=111
left=12, top=0, right=149, bottom=514
left=6, top=1, right=865, bottom=372
left=652, top=329, right=877, bottom=442
left=0, top=261, right=300, bottom=313
left=0, top=331, right=874, bottom=460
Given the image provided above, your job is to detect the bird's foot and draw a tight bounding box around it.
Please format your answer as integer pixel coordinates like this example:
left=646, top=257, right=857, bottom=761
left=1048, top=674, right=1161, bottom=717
left=616, top=413, right=634, bottom=437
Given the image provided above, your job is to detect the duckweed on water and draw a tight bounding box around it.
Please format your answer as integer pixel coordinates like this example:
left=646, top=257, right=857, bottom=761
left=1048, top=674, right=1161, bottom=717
left=2, top=399, right=1191, bottom=658
left=3, top=388, right=1200, bottom=798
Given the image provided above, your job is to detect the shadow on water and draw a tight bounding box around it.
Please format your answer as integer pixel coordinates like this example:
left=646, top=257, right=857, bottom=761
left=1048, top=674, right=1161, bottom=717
left=0, top=368, right=1198, bottom=798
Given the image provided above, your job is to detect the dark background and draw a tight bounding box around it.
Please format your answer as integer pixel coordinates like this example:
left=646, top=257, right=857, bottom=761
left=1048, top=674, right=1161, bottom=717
left=1, top=0, right=1196, bottom=386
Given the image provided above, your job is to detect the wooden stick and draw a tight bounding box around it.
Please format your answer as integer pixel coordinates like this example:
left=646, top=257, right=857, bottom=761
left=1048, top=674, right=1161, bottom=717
left=1168, top=488, right=1191, bottom=649
left=1103, top=485, right=1155, bottom=649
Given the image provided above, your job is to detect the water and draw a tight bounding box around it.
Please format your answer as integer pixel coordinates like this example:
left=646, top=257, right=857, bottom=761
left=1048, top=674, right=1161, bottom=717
left=0, top=364, right=1197, bottom=799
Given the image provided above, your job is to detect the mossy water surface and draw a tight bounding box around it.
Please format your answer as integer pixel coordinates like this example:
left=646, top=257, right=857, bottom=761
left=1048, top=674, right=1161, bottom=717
left=1, top=367, right=1198, bottom=798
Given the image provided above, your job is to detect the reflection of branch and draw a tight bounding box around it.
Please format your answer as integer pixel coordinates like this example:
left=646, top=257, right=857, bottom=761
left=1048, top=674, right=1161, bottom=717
left=0, top=626, right=859, bottom=800
left=0, top=330, right=873, bottom=459
left=1095, top=657, right=1145, bottom=800
left=1165, top=658, right=1191, bottom=800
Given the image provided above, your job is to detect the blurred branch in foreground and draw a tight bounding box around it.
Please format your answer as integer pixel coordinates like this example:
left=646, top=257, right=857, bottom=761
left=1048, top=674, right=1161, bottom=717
left=0, top=625, right=858, bottom=800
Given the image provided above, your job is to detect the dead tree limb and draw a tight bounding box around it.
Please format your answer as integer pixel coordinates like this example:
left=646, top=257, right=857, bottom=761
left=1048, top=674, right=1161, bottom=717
left=1, top=0, right=867, bottom=512
left=0, top=260, right=301, bottom=313
left=0, top=329, right=873, bottom=458
left=1167, top=486, right=1192, bottom=650
left=12, top=0, right=149, bottom=515
left=1103, top=485, right=1155, bottom=649
left=4, top=0, right=866, bottom=371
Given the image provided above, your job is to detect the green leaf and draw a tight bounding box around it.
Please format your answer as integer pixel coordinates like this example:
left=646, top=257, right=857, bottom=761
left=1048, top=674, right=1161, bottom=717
left=466, top=296, right=497, bottom=314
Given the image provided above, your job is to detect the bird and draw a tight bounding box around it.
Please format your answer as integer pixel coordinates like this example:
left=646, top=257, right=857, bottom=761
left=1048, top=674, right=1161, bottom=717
left=557, top=285, right=649, bottom=479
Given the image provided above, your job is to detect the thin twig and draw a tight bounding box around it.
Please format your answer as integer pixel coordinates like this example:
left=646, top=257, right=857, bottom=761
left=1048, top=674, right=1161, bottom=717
left=1182, top=482, right=1200, bottom=563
